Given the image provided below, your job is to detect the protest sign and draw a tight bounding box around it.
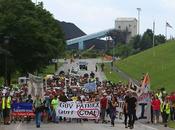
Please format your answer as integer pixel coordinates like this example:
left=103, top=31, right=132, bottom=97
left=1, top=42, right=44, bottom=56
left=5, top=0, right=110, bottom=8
left=83, top=83, right=97, bottom=93
left=115, top=93, right=151, bottom=123
left=28, top=73, right=43, bottom=98
left=12, top=103, right=35, bottom=117
left=56, top=101, right=100, bottom=119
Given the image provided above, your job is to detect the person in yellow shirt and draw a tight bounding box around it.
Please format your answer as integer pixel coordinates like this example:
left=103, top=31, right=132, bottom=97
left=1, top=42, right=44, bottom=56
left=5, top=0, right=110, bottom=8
left=161, top=97, right=170, bottom=127
left=51, top=95, right=59, bottom=123
left=2, top=93, right=11, bottom=125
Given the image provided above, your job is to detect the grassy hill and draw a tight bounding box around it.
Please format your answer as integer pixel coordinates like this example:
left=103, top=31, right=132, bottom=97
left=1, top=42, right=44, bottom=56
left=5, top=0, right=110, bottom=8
left=115, top=40, right=175, bottom=92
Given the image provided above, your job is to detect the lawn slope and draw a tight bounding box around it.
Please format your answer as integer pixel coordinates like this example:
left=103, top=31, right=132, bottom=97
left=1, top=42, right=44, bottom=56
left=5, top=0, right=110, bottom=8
left=116, top=40, right=175, bottom=92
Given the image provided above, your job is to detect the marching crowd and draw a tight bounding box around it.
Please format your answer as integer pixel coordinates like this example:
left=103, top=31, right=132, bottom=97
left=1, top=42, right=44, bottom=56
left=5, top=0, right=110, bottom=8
left=0, top=64, right=175, bottom=129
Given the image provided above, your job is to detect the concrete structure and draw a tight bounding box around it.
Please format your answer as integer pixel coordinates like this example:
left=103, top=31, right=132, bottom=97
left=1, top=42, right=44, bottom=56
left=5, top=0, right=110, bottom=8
left=66, top=29, right=114, bottom=50
left=115, top=18, right=137, bottom=42
left=66, top=18, right=137, bottom=50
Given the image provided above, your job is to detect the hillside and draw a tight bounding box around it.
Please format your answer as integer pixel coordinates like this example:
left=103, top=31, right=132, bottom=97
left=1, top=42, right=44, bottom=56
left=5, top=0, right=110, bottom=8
left=58, top=21, right=86, bottom=40
left=116, top=40, right=175, bottom=92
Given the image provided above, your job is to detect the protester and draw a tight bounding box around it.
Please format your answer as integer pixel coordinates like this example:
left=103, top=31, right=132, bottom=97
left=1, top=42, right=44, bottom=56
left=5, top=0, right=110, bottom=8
left=2, top=93, right=11, bottom=125
left=109, top=96, right=118, bottom=127
left=95, top=64, right=98, bottom=72
left=43, top=95, right=51, bottom=123
left=100, top=93, right=108, bottom=123
left=0, top=66, right=175, bottom=130
left=151, top=95, right=161, bottom=124
left=161, top=97, right=171, bottom=127
left=51, top=95, right=59, bottom=123
left=127, top=92, right=137, bottom=129
left=33, top=95, right=43, bottom=128
left=170, top=92, right=175, bottom=121
left=101, top=63, right=104, bottom=71
left=123, top=95, right=129, bottom=128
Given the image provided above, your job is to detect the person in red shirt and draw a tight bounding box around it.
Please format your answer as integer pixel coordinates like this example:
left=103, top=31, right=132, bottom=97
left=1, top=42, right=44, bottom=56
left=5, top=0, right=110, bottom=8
left=100, top=93, right=108, bottom=123
left=151, top=95, right=161, bottom=124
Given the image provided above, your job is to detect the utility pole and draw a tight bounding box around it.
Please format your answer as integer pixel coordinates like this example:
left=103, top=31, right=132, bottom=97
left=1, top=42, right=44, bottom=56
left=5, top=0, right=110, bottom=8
left=137, top=8, right=141, bottom=35
left=153, top=21, right=155, bottom=56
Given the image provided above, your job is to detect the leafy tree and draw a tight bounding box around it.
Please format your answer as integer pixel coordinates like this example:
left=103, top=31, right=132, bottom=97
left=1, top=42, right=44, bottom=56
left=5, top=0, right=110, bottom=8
left=130, top=35, right=141, bottom=50
left=107, top=43, right=132, bottom=58
left=108, top=29, right=130, bottom=44
left=140, top=29, right=153, bottom=50
left=155, top=34, right=166, bottom=45
left=0, top=0, right=65, bottom=85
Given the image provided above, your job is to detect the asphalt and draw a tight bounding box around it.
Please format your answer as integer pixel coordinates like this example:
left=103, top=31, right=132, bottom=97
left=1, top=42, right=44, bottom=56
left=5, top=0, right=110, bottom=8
left=0, top=121, right=173, bottom=130
left=57, top=58, right=107, bottom=81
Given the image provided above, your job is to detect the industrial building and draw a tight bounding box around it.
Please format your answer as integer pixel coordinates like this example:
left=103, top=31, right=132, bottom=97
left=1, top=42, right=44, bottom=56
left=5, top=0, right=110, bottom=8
left=115, top=18, right=138, bottom=42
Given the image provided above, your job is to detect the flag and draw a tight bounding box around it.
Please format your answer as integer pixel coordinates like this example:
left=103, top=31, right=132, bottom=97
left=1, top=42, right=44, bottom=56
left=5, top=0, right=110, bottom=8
left=166, top=22, right=173, bottom=28
left=141, top=73, right=150, bottom=93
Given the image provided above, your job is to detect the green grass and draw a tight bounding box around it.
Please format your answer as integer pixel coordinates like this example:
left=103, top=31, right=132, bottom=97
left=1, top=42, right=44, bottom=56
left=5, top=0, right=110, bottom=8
left=115, top=40, right=175, bottom=92
left=100, top=63, right=127, bottom=83
left=168, top=121, right=175, bottom=129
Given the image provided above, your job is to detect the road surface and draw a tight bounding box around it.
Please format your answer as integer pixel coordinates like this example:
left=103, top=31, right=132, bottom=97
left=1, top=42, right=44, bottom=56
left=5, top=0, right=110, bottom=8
left=57, top=58, right=107, bottom=81
left=1, top=121, right=172, bottom=130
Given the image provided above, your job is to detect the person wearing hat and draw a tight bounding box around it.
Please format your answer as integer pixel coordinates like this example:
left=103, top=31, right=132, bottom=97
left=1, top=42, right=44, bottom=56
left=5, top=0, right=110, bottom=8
left=100, top=93, right=108, bottom=123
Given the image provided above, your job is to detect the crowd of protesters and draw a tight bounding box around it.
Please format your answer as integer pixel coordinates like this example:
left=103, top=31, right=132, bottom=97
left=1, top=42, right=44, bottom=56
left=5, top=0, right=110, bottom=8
left=151, top=88, right=175, bottom=127
left=0, top=62, right=175, bottom=129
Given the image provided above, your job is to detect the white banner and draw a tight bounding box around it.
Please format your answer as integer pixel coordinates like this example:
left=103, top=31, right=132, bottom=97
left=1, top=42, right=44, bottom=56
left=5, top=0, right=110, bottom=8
left=28, top=74, right=43, bottom=98
left=56, top=101, right=100, bottom=119
left=115, top=93, right=151, bottom=123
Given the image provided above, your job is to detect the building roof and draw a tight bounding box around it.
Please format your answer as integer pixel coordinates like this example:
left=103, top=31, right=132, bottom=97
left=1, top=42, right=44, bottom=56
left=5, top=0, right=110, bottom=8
left=116, top=17, right=137, bottom=22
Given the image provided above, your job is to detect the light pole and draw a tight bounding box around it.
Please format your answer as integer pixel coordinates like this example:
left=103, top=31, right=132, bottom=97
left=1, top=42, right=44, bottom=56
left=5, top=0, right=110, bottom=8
left=153, top=21, right=155, bottom=56
left=137, top=8, right=141, bottom=35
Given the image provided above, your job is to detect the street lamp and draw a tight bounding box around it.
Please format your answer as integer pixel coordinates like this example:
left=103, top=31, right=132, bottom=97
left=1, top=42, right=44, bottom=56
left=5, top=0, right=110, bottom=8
left=137, top=8, right=141, bottom=35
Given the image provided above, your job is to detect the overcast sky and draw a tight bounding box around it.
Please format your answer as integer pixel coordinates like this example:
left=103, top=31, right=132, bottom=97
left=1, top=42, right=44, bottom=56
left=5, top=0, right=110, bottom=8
left=33, top=0, right=175, bottom=38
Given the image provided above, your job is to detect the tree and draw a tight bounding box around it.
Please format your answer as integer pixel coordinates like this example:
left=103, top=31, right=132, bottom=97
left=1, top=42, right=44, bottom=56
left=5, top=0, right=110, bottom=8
left=155, top=34, right=166, bottom=45
left=0, top=0, right=65, bottom=85
left=130, top=35, right=141, bottom=50
left=108, top=29, right=130, bottom=44
left=140, top=29, right=153, bottom=50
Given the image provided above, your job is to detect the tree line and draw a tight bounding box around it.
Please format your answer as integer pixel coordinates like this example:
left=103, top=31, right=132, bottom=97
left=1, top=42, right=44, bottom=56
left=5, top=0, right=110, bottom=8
left=0, top=0, right=66, bottom=85
left=107, top=29, right=166, bottom=58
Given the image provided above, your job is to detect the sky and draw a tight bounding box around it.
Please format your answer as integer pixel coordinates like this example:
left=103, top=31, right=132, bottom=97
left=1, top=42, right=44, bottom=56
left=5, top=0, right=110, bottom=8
left=33, top=0, right=175, bottom=38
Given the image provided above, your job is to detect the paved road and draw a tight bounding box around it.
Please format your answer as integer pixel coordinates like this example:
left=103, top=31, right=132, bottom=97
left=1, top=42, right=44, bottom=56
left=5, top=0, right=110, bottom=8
left=0, top=121, right=171, bottom=130
left=57, top=58, right=107, bottom=81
